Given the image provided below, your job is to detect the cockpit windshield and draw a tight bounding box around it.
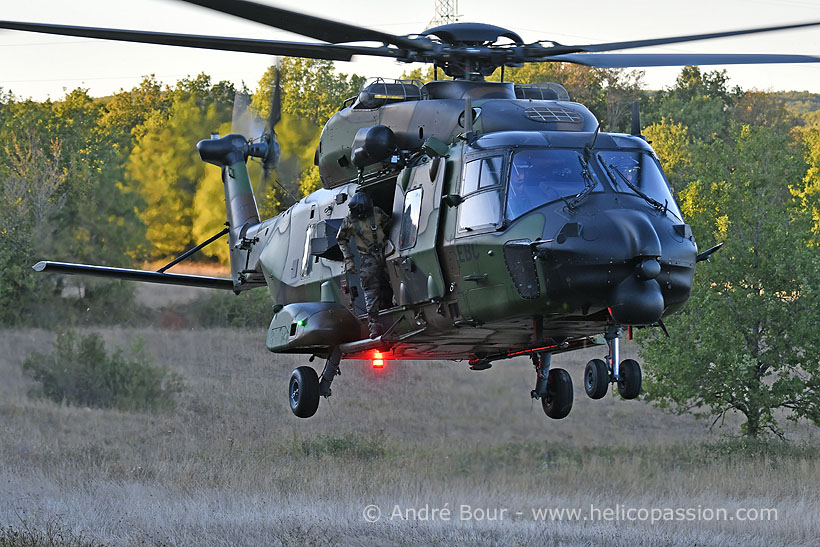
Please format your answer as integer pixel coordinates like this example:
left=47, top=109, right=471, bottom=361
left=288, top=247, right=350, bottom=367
left=506, top=149, right=602, bottom=220
left=597, top=150, right=681, bottom=220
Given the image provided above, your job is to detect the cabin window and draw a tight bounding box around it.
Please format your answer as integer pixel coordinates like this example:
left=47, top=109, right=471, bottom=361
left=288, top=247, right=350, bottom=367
left=399, top=187, right=423, bottom=250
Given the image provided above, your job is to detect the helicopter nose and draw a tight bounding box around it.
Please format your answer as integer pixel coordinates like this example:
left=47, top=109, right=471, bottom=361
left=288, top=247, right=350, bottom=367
left=605, top=214, right=665, bottom=324
left=608, top=275, right=665, bottom=325
left=607, top=209, right=662, bottom=259
left=636, top=258, right=661, bottom=280
left=537, top=207, right=675, bottom=326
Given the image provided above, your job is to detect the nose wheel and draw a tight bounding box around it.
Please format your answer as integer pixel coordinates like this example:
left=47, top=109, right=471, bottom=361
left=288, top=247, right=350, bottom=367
left=583, top=327, right=642, bottom=400
left=616, top=358, right=642, bottom=399
left=584, top=358, right=609, bottom=399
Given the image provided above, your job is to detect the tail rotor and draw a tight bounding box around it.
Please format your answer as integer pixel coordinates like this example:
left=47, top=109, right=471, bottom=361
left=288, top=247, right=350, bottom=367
left=261, top=64, right=282, bottom=182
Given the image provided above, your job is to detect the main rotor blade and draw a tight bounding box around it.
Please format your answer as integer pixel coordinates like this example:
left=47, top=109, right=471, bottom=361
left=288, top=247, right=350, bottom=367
left=551, top=20, right=820, bottom=55
left=176, top=0, right=430, bottom=50
left=0, top=21, right=398, bottom=61
left=550, top=52, right=820, bottom=68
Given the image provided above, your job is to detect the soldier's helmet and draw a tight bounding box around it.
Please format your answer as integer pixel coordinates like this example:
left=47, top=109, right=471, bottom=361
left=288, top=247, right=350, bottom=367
left=349, top=191, right=374, bottom=219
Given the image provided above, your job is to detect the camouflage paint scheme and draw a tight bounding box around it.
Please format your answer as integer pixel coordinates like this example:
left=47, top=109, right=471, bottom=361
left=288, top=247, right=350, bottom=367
left=221, top=80, right=696, bottom=363
left=336, top=205, right=392, bottom=334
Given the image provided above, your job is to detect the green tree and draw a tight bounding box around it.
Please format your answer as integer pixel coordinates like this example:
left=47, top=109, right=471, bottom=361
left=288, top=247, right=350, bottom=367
left=645, top=66, right=742, bottom=143
left=643, top=118, right=692, bottom=192
left=400, top=66, right=435, bottom=83
left=775, top=91, right=820, bottom=118
left=638, top=125, right=820, bottom=438
left=99, top=76, right=166, bottom=151
left=0, top=87, right=148, bottom=325
left=732, top=90, right=798, bottom=135
left=794, top=113, right=820, bottom=240
left=487, top=63, right=645, bottom=131
left=0, top=134, right=66, bottom=325
left=126, top=76, right=234, bottom=260
left=252, top=58, right=365, bottom=127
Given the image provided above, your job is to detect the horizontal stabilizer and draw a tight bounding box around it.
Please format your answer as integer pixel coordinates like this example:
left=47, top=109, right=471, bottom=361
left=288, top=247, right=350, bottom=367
left=33, top=261, right=234, bottom=290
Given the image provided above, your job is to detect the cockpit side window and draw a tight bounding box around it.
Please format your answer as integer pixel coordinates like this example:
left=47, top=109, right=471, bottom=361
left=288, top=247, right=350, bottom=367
left=597, top=150, right=682, bottom=220
left=480, top=156, right=503, bottom=188
left=457, top=156, right=504, bottom=234
left=461, top=156, right=503, bottom=195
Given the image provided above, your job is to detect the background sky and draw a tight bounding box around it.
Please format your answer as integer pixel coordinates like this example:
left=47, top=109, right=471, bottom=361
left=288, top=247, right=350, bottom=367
left=2, top=0, right=820, bottom=100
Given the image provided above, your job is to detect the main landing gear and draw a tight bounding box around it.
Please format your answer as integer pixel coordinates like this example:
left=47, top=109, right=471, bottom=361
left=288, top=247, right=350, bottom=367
left=530, top=318, right=574, bottom=419
left=583, top=326, right=642, bottom=400
left=530, top=352, right=574, bottom=420
left=288, top=347, right=341, bottom=418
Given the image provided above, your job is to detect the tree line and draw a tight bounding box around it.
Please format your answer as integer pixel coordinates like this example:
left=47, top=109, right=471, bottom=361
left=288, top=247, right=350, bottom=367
left=0, top=60, right=361, bottom=325
left=2, top=61, right=820, bottom=436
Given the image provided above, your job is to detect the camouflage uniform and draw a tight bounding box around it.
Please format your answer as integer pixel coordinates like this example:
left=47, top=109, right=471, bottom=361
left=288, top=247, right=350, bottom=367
left=337, top=206, right=393, bottom=336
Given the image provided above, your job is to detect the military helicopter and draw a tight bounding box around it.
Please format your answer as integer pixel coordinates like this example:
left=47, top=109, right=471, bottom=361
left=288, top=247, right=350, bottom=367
left=7, top=0, right=820, bottom=419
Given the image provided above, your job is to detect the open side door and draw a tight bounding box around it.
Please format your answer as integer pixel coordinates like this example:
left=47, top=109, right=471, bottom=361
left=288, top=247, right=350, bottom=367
left=389, top=157, right=446, bottom=305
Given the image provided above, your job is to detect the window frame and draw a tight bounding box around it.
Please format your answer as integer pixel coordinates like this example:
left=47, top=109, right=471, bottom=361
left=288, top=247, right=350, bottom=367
left=503, top=147, right=605, bottom=222
left=595, top=149, right=683, bottom=222
left=455, top=152, right=507, bottom=236
left=399, top=186, right=424, bottom=250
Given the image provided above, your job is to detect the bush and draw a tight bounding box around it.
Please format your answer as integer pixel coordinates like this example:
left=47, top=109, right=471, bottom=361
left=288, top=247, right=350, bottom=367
left=22, top=331, right=183, bottom=412
left=290, top=432, right=387, bottom=460
left=177, top=289, right=273, bottom=328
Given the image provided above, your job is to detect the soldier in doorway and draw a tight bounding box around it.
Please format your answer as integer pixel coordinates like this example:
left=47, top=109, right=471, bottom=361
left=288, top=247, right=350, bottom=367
left=337, top=191, right=394, bottom=338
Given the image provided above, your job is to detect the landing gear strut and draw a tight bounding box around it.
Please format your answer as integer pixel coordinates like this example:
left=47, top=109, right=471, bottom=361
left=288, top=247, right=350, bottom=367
left=530, top=318, right=573, bottom=419
left=531, top=352, right=573, bottom=419
left=289, top=347, right=342, bottom=418
left=583, top=326, right=642, bottom=400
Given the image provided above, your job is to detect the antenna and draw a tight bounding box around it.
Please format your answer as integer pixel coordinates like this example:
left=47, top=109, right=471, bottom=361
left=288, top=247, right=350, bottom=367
left=464, top=97, right=473, bottom=133
left=631, top=101, right=642, bottom=137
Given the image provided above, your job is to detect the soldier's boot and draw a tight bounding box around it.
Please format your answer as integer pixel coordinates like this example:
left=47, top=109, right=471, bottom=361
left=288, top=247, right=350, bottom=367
left=368, top=315, right=384, bottom=339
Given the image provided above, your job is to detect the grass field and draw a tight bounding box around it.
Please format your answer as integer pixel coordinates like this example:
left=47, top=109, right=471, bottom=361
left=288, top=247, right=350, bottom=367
left=2, top=326, right=819, bottom=546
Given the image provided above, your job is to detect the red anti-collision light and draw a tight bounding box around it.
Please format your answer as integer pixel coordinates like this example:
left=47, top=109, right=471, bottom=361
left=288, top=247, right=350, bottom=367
left=372, top=351, right=384, bottom=369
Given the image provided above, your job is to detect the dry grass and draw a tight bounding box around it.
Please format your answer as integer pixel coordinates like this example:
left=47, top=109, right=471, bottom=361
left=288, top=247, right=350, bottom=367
left=1, top=328, right=819, bottom=546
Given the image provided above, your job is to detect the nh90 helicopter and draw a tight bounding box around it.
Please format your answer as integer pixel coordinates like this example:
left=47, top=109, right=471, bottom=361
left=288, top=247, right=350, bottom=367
left=7, top=0, right=820, bottom=419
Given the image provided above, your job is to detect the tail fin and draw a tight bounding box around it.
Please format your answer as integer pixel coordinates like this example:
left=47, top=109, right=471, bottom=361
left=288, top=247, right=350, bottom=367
left=197, top=134, right=263, bottom=289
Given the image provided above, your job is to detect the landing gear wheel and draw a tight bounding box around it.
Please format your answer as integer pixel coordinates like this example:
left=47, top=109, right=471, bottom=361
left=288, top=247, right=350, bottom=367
left=542, top=368, right=573, bottom=419
left=289, top=366, right=320, bottom=418
left=617, top=359, right=642, bottom=400
left=584, top=359, right=609, bottom=400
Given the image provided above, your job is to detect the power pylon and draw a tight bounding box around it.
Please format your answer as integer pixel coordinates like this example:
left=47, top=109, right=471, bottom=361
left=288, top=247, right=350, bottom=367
left=428, top=0, right=460, bottom=28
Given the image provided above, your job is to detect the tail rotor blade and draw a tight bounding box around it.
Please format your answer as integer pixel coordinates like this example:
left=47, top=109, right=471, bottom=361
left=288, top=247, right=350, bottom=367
left=268, top=64, right=282, bottom=130
left=231, top=90, right=265, bottom=140
left=263, top=64, right=282, bottom=179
